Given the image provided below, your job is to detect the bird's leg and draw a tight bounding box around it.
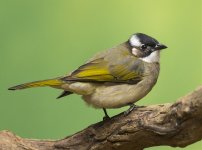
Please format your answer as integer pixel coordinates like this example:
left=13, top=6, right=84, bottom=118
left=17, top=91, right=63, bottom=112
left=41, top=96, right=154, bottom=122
left=103, top=108, right=110, bottom=120
left=124, top=103, right=137, bottom=116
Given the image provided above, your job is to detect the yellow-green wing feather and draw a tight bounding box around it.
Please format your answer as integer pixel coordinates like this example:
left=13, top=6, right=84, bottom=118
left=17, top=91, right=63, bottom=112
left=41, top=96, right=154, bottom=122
left=64, top=57, right=144, bottom=83
left=63, top=42, right=145, bottom=83
left=66, top=58, right=115, bottom=81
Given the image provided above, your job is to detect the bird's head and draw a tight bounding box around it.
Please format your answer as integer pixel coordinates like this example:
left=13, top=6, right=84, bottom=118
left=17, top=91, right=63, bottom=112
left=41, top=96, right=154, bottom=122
left=129, top=33, right=167, bottom=63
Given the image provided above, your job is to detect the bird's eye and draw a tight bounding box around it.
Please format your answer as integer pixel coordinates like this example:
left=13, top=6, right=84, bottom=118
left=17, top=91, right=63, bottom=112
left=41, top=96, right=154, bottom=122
left=141, top=44, right=147, bottom=50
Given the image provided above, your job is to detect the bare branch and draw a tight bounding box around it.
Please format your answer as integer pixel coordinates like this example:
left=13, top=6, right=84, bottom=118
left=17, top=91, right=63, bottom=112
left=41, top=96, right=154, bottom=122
left=1, top=86, right=202, bottom=150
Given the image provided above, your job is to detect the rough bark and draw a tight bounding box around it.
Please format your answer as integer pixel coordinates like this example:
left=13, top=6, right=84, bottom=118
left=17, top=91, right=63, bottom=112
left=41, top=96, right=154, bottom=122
left=1, top=86, right=202, bottom=150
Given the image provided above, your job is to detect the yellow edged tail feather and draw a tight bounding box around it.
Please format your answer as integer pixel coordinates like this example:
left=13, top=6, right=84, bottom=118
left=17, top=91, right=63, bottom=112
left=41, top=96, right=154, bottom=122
left=8, top=78, right=63, bottom=90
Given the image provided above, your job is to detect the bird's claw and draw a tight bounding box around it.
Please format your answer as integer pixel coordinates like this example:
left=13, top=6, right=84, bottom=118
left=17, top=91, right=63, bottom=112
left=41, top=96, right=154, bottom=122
left=103, top=115, right=110, bottom=121
left=124, top=104, right=140, bottom=116
left=102, top=108, right=110, bottom=121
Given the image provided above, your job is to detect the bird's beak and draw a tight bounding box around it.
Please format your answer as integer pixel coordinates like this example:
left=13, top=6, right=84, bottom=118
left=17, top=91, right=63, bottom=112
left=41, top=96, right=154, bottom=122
left=155, top=43, right=167, bottom=50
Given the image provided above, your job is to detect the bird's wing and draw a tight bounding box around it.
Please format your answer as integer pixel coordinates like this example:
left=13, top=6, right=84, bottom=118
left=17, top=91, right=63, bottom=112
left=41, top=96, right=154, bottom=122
left=63, top=56, right=145, bottom=83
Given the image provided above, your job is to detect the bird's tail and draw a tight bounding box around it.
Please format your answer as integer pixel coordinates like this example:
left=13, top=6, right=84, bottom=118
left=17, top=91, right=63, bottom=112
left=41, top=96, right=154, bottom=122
left=8, top=78, right=64, bottom=90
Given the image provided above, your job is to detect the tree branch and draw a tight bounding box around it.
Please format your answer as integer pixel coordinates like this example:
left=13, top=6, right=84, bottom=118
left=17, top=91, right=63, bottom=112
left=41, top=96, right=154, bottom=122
left=1, top=86, right=202, bottom=150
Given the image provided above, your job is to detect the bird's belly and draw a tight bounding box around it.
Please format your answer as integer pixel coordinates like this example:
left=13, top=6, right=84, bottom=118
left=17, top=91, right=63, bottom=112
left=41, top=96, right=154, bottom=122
left=82, top=80, right=155, bottom=108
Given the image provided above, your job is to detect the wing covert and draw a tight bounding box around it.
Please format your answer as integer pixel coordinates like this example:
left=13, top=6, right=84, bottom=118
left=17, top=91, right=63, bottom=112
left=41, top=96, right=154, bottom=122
left=63, top=57, right=144, bottom=83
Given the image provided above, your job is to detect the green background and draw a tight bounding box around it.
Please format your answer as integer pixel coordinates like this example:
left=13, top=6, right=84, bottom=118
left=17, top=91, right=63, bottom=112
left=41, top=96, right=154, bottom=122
left=0, top=0, right=201, bottom=149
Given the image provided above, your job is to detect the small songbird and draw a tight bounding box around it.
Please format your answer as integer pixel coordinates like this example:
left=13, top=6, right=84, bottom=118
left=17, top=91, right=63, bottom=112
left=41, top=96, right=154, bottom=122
left=9, top=33, right=167, bottom=119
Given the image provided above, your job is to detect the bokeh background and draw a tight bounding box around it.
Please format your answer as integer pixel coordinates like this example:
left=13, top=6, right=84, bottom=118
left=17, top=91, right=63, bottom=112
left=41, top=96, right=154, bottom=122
left=0, top=0, right=201, bottom=149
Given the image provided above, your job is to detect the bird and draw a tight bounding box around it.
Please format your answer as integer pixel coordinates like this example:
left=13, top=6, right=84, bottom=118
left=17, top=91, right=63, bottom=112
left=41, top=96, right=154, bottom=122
left=8, top=33, right=167, bottom=119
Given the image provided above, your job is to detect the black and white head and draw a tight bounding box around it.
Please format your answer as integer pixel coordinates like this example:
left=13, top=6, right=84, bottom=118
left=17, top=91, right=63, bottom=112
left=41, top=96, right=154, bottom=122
left=129, top=33, right=167, bottom=63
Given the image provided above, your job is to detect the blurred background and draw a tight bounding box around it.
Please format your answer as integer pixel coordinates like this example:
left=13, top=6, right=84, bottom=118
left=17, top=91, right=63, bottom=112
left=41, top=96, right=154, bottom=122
left=0, top=0, right=201, bottom=149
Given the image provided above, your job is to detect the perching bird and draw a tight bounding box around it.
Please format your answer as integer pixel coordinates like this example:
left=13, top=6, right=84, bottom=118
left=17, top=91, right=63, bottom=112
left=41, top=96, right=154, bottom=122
left=8, top=33, right=167, bottom=119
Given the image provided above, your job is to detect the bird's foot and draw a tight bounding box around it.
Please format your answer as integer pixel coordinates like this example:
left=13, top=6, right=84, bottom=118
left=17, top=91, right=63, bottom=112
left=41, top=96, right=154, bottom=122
left=102, top=108, right=110, bottom=121
left=124, top=104, right=141, bottom=116
left=103, top=115, right=110, bottom=121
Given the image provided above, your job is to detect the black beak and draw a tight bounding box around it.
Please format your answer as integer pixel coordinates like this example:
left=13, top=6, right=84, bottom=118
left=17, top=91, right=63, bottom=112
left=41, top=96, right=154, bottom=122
left=155, top=43, right=167, bottom=50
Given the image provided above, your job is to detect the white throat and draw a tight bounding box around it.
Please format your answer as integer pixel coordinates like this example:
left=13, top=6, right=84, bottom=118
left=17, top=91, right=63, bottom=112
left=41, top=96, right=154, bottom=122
left=140, top=51, right=160, bottom=63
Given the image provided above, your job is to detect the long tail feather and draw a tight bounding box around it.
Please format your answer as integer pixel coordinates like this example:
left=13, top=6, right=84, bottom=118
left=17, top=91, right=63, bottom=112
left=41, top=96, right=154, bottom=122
left=8, top=78, right=63, bottom=90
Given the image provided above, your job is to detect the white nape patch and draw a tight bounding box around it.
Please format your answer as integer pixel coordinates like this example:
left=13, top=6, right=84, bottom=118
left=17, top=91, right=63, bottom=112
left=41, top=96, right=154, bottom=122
left=129, top=35, right=141, bottom=47
left=140, top=51, right=160, bottom=63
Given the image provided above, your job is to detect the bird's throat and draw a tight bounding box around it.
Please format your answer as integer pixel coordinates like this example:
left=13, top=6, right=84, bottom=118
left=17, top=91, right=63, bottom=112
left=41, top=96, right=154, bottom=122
left=140, top=51, right=160, bottom=63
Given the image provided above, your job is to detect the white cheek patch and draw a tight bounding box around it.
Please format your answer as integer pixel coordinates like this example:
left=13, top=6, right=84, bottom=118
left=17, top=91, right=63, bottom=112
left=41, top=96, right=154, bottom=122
left=129, top=35, right=141, bottom=47
left=132, top=47, right=139, bottom=56
left=140, top=51, right=160, bottom=63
